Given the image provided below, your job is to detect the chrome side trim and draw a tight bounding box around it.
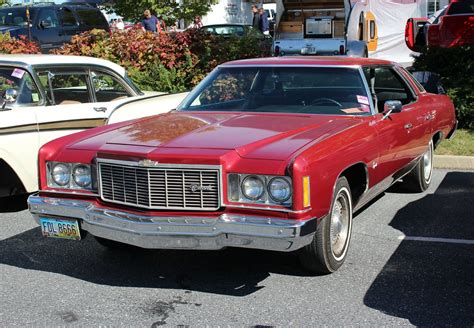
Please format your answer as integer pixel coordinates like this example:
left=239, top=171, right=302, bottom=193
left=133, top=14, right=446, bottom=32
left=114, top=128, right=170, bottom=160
left=225, top=204, right=312, bottom=214
left=28, top=195, right=317, bottom=252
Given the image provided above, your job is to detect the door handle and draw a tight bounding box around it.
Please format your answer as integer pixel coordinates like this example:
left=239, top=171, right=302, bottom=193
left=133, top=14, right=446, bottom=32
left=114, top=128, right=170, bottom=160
left=94, top=107, right=107, bottom=112
left=404, top=123, right=413, bottom=130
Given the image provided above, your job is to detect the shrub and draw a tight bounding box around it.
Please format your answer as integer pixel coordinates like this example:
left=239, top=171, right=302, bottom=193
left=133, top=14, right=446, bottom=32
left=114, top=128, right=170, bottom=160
left=0, top=33, right=41, bottom=54
left=412, top=46, right=473, bottom=130
left=52, top=28, right=271, bottom=93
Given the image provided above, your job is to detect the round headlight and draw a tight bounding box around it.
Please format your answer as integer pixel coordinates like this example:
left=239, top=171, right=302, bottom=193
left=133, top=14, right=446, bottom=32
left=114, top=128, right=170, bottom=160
left=73, top=165, right=91, bottom=188
left=52, top=163, right=70, bottom=186
left=268, top=177, right=291, bottom=202
left=241, top=175, right=265, bottom=200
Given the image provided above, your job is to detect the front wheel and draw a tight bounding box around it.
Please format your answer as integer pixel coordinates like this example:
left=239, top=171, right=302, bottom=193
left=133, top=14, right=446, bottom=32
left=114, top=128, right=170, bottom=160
left=299, top=177, right=353, bottom=274
left=403, top=140, right=433, bottom=192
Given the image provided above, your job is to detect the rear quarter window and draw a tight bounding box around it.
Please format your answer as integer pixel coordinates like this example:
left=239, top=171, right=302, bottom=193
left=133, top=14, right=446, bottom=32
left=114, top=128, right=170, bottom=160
left=75, top=8, right=107, bottom=27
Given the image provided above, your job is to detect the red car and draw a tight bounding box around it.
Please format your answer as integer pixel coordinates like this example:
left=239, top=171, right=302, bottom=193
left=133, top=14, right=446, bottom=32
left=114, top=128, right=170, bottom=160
left=406, top=0, right=474, bottom=50
left=28, top=57, right=457, bottom=274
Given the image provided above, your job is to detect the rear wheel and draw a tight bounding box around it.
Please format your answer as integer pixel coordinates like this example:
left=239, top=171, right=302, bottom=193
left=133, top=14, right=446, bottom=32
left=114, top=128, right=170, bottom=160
left=403, top=140, right=433, bottom=192
left=299, top=177, right=353, bottom=274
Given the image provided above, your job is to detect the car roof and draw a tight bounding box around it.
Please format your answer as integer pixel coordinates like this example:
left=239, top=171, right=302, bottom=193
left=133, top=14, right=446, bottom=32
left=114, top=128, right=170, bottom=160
left=223, top=56, right=396, bottom=67
left=1, top=4, right=93, bottom=9
left=0, top=54, right=126, bottom=76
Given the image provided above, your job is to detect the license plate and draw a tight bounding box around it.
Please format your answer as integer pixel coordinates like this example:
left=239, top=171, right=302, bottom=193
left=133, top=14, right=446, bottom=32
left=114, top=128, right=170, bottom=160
left=39, top=217, right=81, bottom=240
left=301, top=46, right=317, bottom=55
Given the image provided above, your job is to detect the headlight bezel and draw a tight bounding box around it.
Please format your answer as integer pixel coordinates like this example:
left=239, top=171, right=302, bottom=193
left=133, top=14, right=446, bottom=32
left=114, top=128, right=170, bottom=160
left=47, top=162, right=96, bottom=191
left=228, top=173, right=292, bottom=206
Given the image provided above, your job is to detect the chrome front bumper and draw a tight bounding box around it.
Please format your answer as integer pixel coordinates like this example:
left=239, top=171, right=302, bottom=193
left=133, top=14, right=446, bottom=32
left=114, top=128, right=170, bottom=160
left=28, top=195, right=317, bottom=252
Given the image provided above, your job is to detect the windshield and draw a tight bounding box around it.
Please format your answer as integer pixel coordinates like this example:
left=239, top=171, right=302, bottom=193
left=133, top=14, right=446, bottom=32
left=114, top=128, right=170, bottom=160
left=0, top=8, right=30, bottom=27
left=179, top=66, right=371, bottom=115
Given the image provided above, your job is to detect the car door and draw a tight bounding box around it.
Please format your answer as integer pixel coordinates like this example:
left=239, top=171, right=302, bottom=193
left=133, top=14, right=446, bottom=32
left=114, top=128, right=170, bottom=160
left=0, top=66, right=43, bottom=192
left=32, top=7, right=64, bottom=52
left=57, top=6, right=80, bottom=44
left=364, top=65, right=430, bottom=188
left=34, top=68, right=110, bottom=147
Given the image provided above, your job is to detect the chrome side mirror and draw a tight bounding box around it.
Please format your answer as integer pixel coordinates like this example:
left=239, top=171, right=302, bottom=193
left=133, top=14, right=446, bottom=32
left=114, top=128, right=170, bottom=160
left=1, top=88, right=18, bottom=110
left=382, top=100, right=402, bottom=120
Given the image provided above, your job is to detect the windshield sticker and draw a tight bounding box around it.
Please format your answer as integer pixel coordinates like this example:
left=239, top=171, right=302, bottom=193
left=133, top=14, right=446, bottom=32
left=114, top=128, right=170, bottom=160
left=341, top=107, right=364, bottom=114
left=11, top=68, right=26, bottom=79
left=357, top=95, right=369, bottom=105
left=32, top=93, right=39, bottom=102
left=361, top=104, right=370, bottom=112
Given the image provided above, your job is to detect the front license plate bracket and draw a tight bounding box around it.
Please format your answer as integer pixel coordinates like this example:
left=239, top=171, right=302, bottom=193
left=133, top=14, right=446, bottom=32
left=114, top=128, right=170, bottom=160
left=39, top=217, right=81, bottom=240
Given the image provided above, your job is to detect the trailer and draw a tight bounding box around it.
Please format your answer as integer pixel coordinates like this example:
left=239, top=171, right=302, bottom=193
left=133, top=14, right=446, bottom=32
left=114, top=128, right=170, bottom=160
left=273, top=0, right=427, bottom=65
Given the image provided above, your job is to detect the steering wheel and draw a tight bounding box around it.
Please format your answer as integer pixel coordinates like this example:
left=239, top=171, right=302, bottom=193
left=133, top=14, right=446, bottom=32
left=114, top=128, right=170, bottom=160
left=310, top=97, right=343, bottom=107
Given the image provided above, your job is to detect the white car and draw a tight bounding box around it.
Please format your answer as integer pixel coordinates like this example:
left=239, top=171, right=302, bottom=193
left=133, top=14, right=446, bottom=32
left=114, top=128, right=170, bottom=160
left=0, top=54, right=187, bottom=200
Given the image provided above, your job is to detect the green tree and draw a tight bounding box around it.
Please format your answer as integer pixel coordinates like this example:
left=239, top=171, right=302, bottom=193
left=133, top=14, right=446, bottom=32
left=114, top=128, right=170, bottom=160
left=108, top=0, right=219, bottom=26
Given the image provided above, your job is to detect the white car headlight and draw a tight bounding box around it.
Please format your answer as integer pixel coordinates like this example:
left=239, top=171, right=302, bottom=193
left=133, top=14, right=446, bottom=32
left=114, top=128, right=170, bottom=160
left=51, top=163, right=70, bottom=186
left=241, top=175, right=265, bottom=200
left=268, top=177, right=292, bottom=202
left=73, top=165, right=92, bottom=188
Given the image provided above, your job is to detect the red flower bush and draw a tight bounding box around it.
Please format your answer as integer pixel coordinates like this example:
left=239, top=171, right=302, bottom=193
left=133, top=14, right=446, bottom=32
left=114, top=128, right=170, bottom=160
left=0, top=34, right=41, bottom=54
left=52, top=28, right=271, bottom=92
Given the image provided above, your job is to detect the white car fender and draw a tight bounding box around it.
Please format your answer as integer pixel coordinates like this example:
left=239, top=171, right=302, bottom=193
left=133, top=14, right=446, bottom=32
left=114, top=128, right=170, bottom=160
left=0, top=144, right=38, bottom=193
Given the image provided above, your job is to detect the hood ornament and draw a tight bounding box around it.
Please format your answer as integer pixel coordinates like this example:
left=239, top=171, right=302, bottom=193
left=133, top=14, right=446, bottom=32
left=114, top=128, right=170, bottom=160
left=138, top=159, right=160, bottom=167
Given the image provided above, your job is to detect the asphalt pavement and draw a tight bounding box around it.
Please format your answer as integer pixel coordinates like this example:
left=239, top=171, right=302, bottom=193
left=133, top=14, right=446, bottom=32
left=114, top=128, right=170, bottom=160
left=1, top=169, right=473, bottom=327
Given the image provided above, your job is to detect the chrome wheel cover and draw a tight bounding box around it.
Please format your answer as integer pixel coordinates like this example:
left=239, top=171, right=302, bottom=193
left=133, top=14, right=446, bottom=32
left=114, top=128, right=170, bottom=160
left=423, top=142, right=433, bottom=184
left=330, top=189, right=350, bottom=260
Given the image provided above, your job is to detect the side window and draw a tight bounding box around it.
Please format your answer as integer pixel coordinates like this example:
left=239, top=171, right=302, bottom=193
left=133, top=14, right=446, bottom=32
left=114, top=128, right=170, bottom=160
left=91, top=71, right=131, bottom=102
left=369, top=20, right=376, bottom=39
left=358, top=12, right=364, bottom=41
left=37, top=8, right=59, bottom=28
left=38, top=71, right=91, bottom=105
left=75, top=8, right=107, bottom=27
left=363, top=66, right=414, bottom=113
left=0, top=67, right=41, bottom=105
left=58, top=8, right=77, bottom=27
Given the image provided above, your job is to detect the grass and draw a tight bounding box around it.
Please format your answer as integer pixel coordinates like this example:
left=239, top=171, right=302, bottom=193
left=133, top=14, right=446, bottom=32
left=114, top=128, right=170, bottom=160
left=435, top=129, right=474, bottom=156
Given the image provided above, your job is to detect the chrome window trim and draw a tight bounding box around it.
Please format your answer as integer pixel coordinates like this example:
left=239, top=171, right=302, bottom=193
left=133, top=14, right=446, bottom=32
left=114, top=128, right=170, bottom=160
left=96, top=158, right=223, bottom=211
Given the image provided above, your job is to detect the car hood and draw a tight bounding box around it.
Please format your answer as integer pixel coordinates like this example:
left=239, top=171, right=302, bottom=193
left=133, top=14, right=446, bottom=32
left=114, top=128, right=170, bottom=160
left=70, top=111, right=361, bottom=160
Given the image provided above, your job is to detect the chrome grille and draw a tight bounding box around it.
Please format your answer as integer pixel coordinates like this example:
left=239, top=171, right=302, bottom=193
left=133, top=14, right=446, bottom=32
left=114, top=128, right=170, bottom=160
left=99, top=161, right=221, bottom=211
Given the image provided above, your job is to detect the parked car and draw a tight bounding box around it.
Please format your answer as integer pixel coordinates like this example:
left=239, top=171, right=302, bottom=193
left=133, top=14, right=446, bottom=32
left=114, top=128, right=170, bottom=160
left=200, top=24, right=265, bottom=38
left=405, top=0, right=474, bottom=51
left=0, top=54, right=187, bottom=201
left=28, top=57, right=457, bottom=274
left=0, top=3, right=109, bottom=53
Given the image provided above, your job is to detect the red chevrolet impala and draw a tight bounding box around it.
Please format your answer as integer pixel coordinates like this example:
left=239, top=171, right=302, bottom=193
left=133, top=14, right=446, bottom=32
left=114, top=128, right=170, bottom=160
left=28, top=57, right=457, bottom=274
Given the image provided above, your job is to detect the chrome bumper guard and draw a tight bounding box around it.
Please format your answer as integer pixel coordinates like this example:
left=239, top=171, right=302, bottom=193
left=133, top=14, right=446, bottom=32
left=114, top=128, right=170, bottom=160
left=28, top=195, right=317, bottom=252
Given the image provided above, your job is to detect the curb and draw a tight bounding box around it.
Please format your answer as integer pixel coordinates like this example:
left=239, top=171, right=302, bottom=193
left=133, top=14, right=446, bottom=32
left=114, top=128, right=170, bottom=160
left=434, top=155, right=474, bottom=170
